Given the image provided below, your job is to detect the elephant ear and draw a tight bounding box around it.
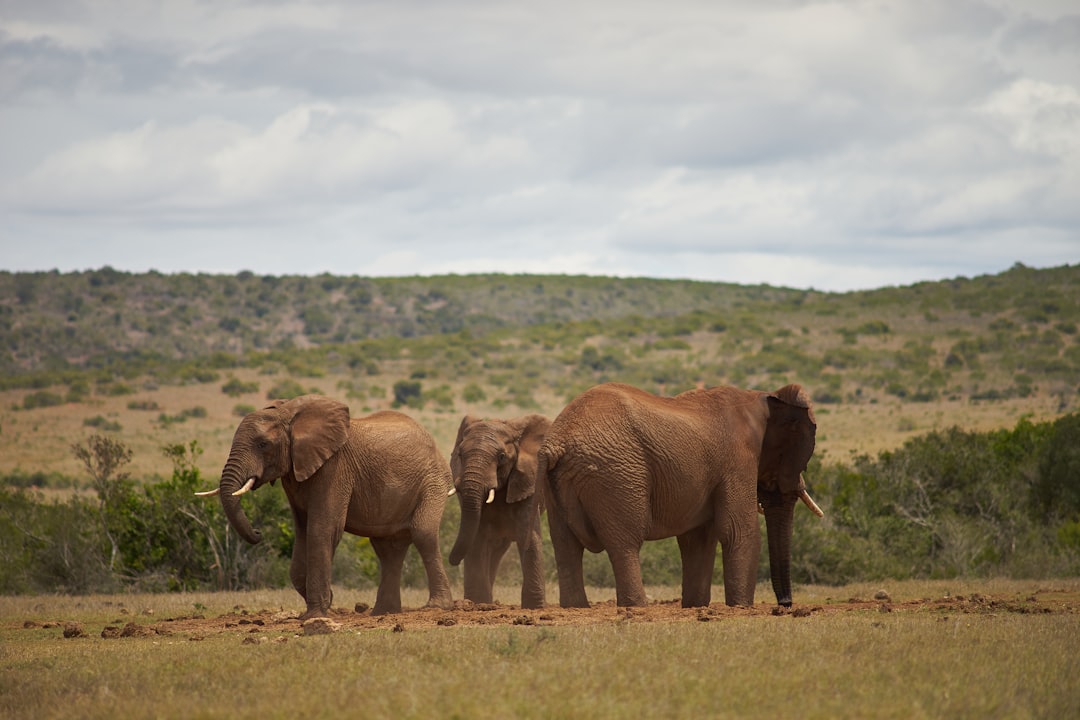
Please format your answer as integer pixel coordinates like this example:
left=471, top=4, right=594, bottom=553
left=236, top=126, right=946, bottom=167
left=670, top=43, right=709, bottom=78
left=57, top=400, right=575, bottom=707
left=451, top=415, right=481, bottom=483
left=286, top=395, right=352, bottom=483
left=760, top=385, right=817, bottom=495
left=506, top=414, right=551, bottom=503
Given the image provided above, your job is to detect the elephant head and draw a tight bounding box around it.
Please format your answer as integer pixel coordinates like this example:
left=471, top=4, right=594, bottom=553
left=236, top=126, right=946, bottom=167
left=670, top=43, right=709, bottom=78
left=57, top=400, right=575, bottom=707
left=196, top=395, right=350, bottom=544
left=448, top=414, right=550, bottom=566
left=756, top=384, right=821, bottom=606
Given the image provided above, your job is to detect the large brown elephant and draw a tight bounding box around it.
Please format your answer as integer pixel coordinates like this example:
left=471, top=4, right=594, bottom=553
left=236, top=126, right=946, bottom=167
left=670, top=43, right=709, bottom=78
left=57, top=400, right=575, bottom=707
left=538, top=382, right=822, bottom=609
left=447, top=414, right=550, bottom=609
left=196, top=395, right=454, bottom=618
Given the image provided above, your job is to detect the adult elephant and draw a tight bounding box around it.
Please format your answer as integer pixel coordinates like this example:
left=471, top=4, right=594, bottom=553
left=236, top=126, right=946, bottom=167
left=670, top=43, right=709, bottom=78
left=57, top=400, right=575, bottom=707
left=538, top=382, right=822, bottom=609
left=196, top=395, right=454, bottom=618
left=448, top=414, right=550, bottom=609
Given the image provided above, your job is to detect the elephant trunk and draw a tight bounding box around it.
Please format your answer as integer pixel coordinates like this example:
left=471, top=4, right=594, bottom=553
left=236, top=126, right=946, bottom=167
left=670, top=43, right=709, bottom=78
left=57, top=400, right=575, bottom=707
left=761, top=494, right=796, bottom=607
left=220, top=466, right=262, bottom=545
left=449, top=485, right=485, bottom=566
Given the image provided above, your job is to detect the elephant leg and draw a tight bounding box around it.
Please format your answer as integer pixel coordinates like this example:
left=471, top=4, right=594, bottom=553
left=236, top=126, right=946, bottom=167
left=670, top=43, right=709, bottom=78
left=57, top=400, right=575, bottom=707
left=487, top=536, right=511, bottom=592
left=718, top=519, right=761, bottom=607
left=517, top=523, right=546, bottom=609
left=298, top=520, right=344, bottom=620
left=370, top=534, right=409, bottom=615
left=677, top=525, right=717, bottom=607
left=289, top=522, right=308, bottom=603
left=463, top=527, right=500, bottom=604
left=607, top=545, right=648, bottom=607
left=547, top=505, right=589, bottom=608
left=410, top=525, right=454, bottom=610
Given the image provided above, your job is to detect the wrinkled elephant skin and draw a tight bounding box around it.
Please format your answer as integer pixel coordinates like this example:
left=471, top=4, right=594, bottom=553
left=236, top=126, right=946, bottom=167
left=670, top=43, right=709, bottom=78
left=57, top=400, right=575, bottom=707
left=539, top=382, right=818, bottom=609
left=449, top=414, right=550, bottom=609
left=204, top=395, right=454, bottom=618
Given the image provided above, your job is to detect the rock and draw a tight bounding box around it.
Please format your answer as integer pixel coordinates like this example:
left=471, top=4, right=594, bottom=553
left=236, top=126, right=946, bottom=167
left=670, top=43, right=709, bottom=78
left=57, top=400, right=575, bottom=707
left=62, top=622, right=85, bottom=638
left=301, top=617, right=342, bottom=635
left=354, top=602, right=370, bottom=614
left=873, top=589, right=892, bottom=602
left=120, top=622, right=156, bottom=638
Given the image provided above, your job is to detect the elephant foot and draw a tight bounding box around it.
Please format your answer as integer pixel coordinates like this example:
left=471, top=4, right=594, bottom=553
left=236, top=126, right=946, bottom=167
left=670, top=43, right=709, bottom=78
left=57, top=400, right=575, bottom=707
left=299, top=606, right=332, bottom=621
left=425, top=595, right=454, bottom=611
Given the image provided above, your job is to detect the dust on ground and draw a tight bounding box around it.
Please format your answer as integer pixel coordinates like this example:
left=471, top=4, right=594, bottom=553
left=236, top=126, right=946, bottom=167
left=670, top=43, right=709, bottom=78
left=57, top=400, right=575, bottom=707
left=16, top=588, right=1080, bottom=641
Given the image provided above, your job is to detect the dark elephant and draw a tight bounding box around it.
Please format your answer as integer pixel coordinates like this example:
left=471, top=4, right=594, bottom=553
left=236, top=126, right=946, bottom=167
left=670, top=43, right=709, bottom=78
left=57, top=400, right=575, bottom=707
left=538, top=382, right=822, bottom=609
left=448, top=414, right=550, bottom=609
left=196, top=395, right=453, bottom=618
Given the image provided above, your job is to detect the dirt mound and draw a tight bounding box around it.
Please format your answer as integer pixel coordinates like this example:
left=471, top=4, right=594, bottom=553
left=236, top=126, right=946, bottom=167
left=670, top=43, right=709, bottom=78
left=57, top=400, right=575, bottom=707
left=24, top=589, right=1076, bottom=641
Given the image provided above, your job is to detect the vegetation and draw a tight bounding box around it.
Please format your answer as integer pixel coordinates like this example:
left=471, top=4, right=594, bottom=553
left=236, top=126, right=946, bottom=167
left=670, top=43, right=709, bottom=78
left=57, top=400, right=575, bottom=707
left=1, top=263, right=1078, bottom=595
left=2, top=581, right=1078, bottom=720
left=2, top=410, right=1078, bottom=595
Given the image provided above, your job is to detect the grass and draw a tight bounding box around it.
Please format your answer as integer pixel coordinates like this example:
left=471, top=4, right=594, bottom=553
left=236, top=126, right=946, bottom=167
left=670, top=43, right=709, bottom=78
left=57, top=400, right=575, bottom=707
left=0, top=365, right=1068, bottom=484
left=2, top=580, right=1078, bottom=719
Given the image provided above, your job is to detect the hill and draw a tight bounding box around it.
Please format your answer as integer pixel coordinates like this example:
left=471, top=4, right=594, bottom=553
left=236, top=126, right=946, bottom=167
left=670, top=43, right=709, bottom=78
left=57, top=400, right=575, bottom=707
left=0, top=262, right=1077, bottom=480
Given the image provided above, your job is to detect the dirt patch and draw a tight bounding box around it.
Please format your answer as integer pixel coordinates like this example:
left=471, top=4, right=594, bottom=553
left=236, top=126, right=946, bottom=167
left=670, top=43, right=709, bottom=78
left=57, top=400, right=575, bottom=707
left=19, top=589, right=1079, bottom=640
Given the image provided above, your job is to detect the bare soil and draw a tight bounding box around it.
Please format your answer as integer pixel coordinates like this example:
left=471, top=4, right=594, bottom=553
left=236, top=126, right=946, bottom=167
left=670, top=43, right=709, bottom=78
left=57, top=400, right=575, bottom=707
left=17, top=589, right=1080, bottom=641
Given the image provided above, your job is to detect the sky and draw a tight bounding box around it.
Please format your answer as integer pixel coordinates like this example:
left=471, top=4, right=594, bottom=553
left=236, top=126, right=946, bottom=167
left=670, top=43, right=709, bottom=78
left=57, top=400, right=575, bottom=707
left=1, top=0, right=1077, bottom=292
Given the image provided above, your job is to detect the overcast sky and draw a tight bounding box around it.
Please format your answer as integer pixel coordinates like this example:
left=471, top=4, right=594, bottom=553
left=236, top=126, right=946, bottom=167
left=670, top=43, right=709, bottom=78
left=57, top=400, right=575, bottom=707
left=1, top=1, right=1077, bottom=291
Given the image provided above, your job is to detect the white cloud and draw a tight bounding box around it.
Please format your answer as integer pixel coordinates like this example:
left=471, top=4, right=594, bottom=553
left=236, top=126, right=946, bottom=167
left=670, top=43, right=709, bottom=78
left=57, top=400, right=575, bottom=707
left=0, top=0, right=1077, bottom=290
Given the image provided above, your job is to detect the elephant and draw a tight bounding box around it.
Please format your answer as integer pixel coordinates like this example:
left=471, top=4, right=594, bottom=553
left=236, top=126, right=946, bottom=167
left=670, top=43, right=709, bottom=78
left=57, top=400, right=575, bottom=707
left=537, top=382, right=822, bottom=609
left=195, top=395, right=454, bottom=618
left=447, top=414, right=550, bottom=609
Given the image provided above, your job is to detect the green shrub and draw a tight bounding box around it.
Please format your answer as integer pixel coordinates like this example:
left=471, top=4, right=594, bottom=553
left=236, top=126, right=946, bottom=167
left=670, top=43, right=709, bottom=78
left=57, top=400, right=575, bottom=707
left=221, top=377, right=259, bottom=396
left=22, top=390, right=64, bottom=409
left=462, top=383, right=487, bottom=403
left=83, top=415, right=122, bottom=432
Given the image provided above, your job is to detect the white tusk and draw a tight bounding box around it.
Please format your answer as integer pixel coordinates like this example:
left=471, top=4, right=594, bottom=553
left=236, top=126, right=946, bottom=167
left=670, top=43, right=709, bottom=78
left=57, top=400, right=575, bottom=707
left=757, top=503, right=764, bottom=516
left=231, top=478, right=256, bottom=496
left=485, top=488, right=496, bottom=504
left=800, top=488, right=824, bottom=518
left=447, top=486, right=456, bottom=497
left=194, top=488, right=220, bottom=497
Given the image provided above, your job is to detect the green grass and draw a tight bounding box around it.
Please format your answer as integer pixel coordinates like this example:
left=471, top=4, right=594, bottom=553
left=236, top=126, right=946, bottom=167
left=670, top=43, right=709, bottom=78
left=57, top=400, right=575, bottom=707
left=2, top=581, right=1078, bottom=719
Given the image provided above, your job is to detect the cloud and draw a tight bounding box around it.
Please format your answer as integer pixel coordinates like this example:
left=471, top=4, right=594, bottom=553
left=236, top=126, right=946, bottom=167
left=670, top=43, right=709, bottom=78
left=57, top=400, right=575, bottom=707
left=0, top=0, right=1077, bottom=291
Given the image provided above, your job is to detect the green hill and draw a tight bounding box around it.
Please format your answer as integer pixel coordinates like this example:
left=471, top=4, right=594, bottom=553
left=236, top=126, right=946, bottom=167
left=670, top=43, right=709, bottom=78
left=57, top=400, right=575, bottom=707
left=0, top=262, right=1077, bottom=478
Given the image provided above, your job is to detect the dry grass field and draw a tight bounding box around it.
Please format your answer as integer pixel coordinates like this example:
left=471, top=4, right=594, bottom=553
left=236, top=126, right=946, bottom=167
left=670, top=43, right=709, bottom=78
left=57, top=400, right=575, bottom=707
left=0, top=366, right=1068, bottom=486
left=2, top=579, right=1078, bottom=719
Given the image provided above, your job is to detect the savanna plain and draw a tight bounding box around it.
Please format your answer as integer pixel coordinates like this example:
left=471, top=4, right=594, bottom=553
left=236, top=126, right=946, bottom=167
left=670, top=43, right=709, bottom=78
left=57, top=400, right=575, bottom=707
left=3, top=579, right=1080, bottom=720
left=3, top=266, right=1080, bottom=718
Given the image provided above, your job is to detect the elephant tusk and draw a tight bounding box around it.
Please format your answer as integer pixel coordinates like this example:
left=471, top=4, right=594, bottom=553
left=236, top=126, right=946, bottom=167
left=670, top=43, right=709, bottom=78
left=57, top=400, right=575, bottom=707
left=194, top=488, right=220, bottom=497
left=800, top=488, right=824, bottom=518
left=447, top=486, right=456, bottom=497
left=231, top=478, right=256, bottom=497
left=485, top=488, right=496, bottom=504
left=757, top=503, right=765, bottom=516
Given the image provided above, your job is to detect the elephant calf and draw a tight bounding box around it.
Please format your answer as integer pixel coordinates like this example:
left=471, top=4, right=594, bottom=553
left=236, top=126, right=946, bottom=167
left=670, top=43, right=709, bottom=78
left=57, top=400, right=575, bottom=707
left=448, top=414, right=550, bottom=609
left=197, top=395, right=454, bottom=618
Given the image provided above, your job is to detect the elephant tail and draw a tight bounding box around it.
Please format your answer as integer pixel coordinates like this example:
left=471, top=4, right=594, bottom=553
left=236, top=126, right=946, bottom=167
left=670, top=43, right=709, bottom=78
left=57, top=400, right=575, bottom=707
left=536, top=443, right=562, bottom=516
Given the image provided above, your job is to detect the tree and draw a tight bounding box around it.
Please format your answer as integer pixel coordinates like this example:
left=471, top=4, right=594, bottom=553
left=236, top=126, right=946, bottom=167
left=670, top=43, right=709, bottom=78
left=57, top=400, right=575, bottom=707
left=71, top=434, right=133, bottom=573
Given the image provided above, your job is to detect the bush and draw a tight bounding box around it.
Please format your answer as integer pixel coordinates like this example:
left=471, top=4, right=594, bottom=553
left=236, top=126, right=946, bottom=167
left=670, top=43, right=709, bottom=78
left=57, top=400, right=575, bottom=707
left=392, top=380, right=423, bottom=409
left=22, top=391, right=64, bottom=409
left=221, top=377, right=259, bottom=396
